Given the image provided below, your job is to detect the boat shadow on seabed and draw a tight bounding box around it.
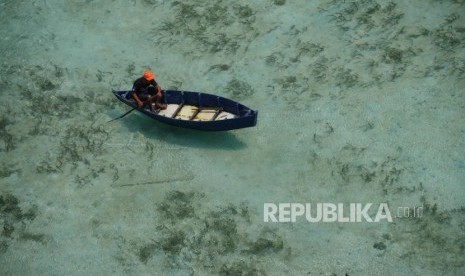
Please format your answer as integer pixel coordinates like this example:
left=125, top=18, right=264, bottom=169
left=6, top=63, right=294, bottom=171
left=114, top=111, right=248, bottom=151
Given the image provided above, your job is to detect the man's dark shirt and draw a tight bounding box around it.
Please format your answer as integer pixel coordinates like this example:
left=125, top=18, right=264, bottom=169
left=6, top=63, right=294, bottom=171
left=131, top=77, right=158, bottom=96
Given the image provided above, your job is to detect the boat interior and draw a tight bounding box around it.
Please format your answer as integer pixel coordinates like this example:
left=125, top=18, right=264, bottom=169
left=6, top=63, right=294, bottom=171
left=157, top=104, right=236, bottom=121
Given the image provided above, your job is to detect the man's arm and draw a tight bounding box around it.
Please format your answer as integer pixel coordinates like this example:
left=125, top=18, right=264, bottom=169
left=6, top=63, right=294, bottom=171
left=131, top=90, right=144, bottom=107
left=151, top=80, right=161, bottom=94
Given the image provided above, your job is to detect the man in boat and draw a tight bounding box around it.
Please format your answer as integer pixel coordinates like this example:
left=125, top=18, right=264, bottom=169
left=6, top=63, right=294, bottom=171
left=130, top=70, right=167, bottom=111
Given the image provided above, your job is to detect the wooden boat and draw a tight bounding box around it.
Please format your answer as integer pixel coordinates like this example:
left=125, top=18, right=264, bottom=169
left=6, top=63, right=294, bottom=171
left=112, top=90, right=258, bottom=131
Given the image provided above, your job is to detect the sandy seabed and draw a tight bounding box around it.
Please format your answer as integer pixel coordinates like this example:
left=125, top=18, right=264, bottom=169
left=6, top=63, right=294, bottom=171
left=1, top=0, right=464, bottom=275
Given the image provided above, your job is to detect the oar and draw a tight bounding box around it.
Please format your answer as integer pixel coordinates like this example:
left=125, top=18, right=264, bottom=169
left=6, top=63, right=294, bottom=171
left=107, top=107, right=137, bottom=123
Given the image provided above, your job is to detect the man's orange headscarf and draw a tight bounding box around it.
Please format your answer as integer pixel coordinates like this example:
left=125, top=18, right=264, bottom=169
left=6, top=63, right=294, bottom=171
left=143, top=70, right=154, bottom=81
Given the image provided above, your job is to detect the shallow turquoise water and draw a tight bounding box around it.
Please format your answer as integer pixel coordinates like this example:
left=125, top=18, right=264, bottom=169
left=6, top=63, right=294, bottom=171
left=1, top=0, right=464, bottom=275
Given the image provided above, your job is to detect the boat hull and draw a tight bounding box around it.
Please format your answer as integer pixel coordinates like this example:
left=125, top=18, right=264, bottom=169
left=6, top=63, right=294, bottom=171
left=112, top=90, right=258, bottom=131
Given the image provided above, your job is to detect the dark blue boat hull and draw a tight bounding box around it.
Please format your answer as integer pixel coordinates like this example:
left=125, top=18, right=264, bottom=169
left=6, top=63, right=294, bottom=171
left=112, top=90, right=258, bottom=131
